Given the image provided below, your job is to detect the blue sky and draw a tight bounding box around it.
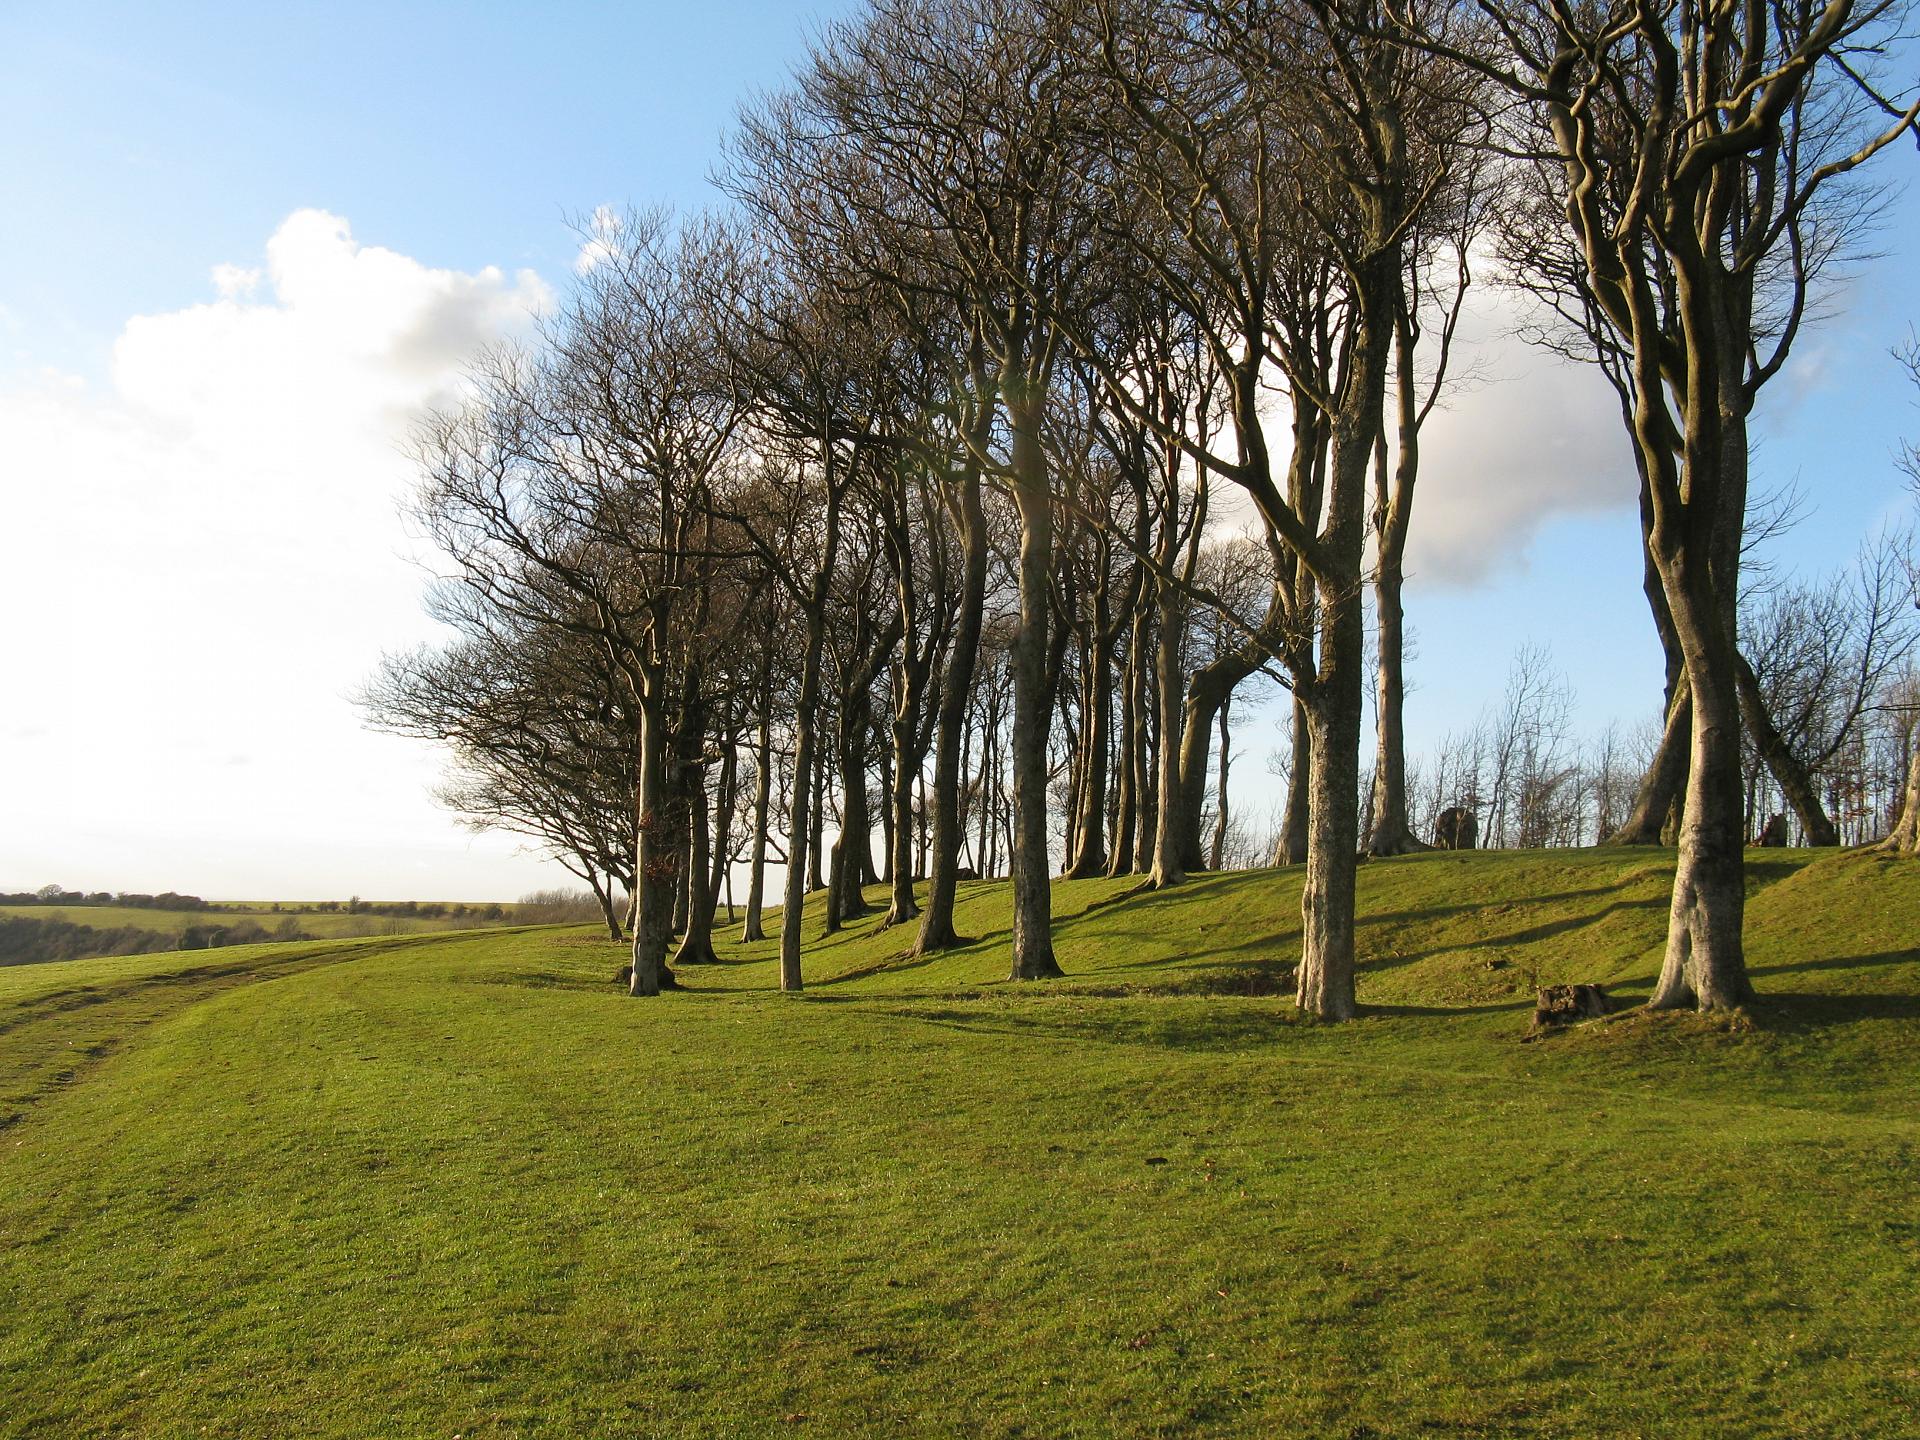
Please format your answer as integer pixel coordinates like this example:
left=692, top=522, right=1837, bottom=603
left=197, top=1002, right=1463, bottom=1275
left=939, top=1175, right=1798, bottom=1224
left=1, top=1, right=1915, bottom=897
left=1, top=1, right=863, bottom=374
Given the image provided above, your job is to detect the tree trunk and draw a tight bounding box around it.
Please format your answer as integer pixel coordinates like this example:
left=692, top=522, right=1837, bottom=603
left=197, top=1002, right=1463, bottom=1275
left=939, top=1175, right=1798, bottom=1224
left=1642, top=314, right=1755, bottom=1011
left=824, top=835, right=846, bottom=936
left=742, top=703, right=772, bottom=943
left=1646, top=591, right=1754, bottom=1010
left=915, top=768, right=928, bottom=879
left=1608, top=678, right=1692, bottom=845
left=588, top=868, right=623, bottom=942
left=1366, top=291, right=1429, bottom=858
left=670, top=823, right=691, bottom=936
left=629, top=694, right=675, bottom=996
left=1609, top=456, right=1691, bottom=846
left=708, top=736, right=738, bottom=924
left=1880, top=730, right=1920, bottom=853
left=1295, top=593, right=1365, bottom=1022
left=1064, top=640, right=1110, bottom=877
left=1366, top=559, right=1424, bottom=855
left=1006, top=393, right=1062, bottom=979
left=1275, top=696, right=1311, bottom=867
left=1210, top=695, right=1232, bottom=870
left=1174, top=646, right=1260, bottom=871
left=780, top=610, right=828, bottom=992
left=1293, top=239, right=1396, bottom=1021
left=1108, top=639, right=1139, bottom=876
left=1735, top=653, right=1840, bottom=846
left=1149, top=576, right=1187, bottom=889
left=808, top=756, right=827, bottom=894
left=878, top=746, right=894, bottom=886
left=882, top=656, right=924, bottom=925
left=855, top=763, right=881, bottom=887
left=831, top=720, right=874, bottom=925
left=915, top=464, right=988, bottom=954
left=673, top=758, right=719, bottom=966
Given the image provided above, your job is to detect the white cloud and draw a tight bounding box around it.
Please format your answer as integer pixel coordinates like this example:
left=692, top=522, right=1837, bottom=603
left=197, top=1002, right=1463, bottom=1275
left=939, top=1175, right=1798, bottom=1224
left=0, top=211, right=566, bottom=899
left=573, top=204, right=624, bottom=274
left=1403, top=288, right=1638, bottom=588
left=1205, top=286, right=1637, bottom=589
left=210, top=262, right=260, bottom=299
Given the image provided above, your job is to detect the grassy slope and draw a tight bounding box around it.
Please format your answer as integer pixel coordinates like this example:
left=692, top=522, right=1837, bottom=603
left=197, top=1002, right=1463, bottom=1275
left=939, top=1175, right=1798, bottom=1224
left=0, top=904, right=514, bottom=940
left=1, top=849, right=1916, bottom=1438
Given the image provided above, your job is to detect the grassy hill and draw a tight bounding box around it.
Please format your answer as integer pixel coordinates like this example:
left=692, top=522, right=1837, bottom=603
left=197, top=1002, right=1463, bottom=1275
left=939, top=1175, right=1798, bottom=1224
left=1, top=849, right=1915, bottom=1437
left=0, top=903, right=517, bottom=940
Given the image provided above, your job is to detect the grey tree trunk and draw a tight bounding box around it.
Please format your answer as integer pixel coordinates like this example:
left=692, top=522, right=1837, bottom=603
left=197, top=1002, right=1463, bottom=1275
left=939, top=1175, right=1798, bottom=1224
left=882, top=667, right=923, bottom=926
left=708, top=737, right=738, bottom=927
left=741, top=704, right=772, bottom=943
left=1610, top=680, right=1691, bottom=845
left=589, top=869, right=623, bottom=942
left=629, top=695, right=674, bottom=996
left=1134, top=610, right=1158, bottom=874
left=1880, top=733, right=1920, bottom=853
left=915, top=465, right=988, bottom=954
left=1275, top=696, right=1310, bottom=866
left=1149, top=578, right=1188, bottom=890
left=1210, top=695, right=1232, bottom=871
left=1734, top=653, right=1840, bottom=846
left=1293, top=241, right=1397, bottom=1022
left=1006, top=393, right=1063, bottom=980
left=1064, top=641, right=1111, bottom=877
left=1646, top=618, right=1754, bottom=1010
left=779, top=610, right=828, bottom=993
left=1296, top=589, right=1365, bottom=1022
left=808, top=758, right=826, bottom=894
left=1174, top=646, right=1261, bottom=872
left=1366, top=557, right=1422, bottom=856
left=1107, top=645, right=1138, bottom=878
left=829, top=709, right=876, bottom=927
left=1642, top=323, right=1756, bottom=1012
left=673, top=758, right=719, bottom=967
left=670, top=832, right=690, bottom=936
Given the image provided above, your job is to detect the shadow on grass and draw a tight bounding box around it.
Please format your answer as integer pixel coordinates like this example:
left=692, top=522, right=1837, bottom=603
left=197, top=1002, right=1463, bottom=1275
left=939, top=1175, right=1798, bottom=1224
left=1357, top=897, right=1667, bottom=974
left=1744, top=948, right=1920, bottom=982
left=1361, top=999, right=1533, bottom=1019
left=1355, top=878, right=1667, bottom=934
left=1749, top=988, right=1920, bottom=1031
left=862, top=1000, right=1292, bottom=1053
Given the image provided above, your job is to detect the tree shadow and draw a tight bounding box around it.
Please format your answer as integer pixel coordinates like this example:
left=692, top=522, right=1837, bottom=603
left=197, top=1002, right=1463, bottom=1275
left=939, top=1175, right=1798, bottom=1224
left=1355, top=879, right=1662, bottom=933
left=1744, top=949, right=1920, bottom=981
left=1359, top=999, right=1533, bottom=1018
left=1745, top=989, right=1920, bottom=1031
left=1357, top=898, right=1666, bottom=974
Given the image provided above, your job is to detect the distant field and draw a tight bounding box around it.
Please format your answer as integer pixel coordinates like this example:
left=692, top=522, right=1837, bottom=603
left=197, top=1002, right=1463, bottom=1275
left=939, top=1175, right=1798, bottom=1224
left=0, top=905, right=521, bottom=940
left=2, top=848, right=1916, bottom=1437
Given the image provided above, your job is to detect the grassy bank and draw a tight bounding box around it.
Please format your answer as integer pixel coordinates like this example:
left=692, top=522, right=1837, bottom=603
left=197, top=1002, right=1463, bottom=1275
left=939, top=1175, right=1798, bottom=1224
left=1, top=849, right=1915, bottom=1437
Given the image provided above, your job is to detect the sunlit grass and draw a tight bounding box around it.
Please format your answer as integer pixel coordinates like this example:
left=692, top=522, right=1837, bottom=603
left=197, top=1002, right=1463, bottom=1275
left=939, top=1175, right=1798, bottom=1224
left=2, top=850, right=1915, bottom=1437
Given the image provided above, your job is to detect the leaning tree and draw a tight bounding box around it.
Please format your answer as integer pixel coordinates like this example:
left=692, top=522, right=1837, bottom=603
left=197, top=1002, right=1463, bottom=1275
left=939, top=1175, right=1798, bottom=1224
left=1414, top=0, right=1919, bottom=1007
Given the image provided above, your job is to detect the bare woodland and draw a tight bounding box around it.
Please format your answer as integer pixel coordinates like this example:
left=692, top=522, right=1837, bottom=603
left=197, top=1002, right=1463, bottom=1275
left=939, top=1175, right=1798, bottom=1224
left=362, top=0, right=1920, bottom=1017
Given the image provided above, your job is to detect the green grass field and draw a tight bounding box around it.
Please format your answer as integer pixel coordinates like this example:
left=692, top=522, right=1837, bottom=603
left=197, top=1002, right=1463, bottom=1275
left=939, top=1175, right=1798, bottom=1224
left=2, top=849, right=1916, bottom=1437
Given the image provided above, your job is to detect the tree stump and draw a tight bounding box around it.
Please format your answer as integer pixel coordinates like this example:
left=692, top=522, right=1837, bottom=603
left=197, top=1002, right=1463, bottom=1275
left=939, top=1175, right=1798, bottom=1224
left=1531, top=983, right=1611, bottom=1031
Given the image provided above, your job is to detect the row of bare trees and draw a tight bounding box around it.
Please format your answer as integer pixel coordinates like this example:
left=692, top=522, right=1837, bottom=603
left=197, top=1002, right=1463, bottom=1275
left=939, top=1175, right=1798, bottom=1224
left=1382, top=622, right=1920, bottom=855
left=364, top=0, right=1919, bottom=1017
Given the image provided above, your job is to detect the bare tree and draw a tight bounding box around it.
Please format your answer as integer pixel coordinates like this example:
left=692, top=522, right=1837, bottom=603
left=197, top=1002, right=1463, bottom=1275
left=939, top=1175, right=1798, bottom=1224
left=1419, top=0, right=1920, bottom=1008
